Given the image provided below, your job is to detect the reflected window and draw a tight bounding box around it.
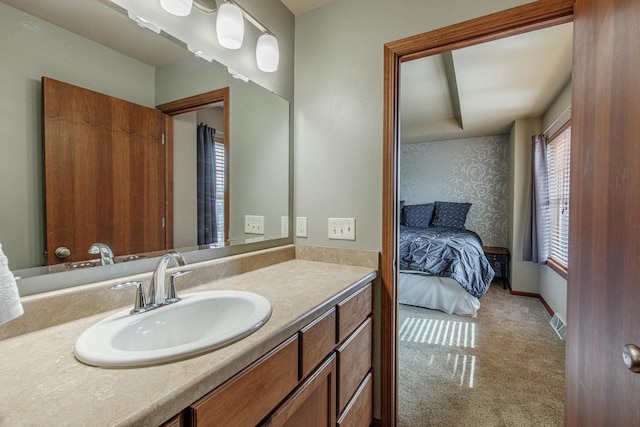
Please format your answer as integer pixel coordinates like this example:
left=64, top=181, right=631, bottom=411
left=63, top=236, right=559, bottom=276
left=215, top=138, right=226, bottom=243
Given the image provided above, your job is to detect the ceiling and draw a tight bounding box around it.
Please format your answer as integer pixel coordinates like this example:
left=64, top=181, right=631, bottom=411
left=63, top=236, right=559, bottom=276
left=401, top=22, right=573, bottom=143
left=2, top=0, right=571, bottom=144
left=279, top=0, right=337, bottom=15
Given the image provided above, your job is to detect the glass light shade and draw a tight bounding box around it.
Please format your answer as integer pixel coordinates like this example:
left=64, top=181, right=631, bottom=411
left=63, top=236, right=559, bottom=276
left=256, top=34, right=279, bottom=72
left=160, top=0, right=193, bottom=16
left=216, top=2, right=244, bottom=50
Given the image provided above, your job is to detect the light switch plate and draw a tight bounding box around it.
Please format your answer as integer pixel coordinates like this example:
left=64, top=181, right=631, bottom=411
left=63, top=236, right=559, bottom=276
left=328, top=218, right=355, bottom=240
left=296, top=217, right=308, bottom=238
left=281, top=216, right=289, bottom=237
left=244, top=215, right=264, bottom=235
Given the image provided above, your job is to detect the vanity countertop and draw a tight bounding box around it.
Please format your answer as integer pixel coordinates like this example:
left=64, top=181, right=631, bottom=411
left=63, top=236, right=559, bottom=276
left=0, top=259, right=376, bottom=426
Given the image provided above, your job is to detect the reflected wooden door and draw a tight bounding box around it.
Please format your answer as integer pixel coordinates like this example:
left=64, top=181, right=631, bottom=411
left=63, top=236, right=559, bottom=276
left=566, top=0, right=640, bottom=424
left=43, top=77, right=171, bottom=265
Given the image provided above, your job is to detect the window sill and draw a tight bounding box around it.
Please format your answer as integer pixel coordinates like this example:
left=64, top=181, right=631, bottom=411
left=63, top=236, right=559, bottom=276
left=546, top=258, right=568, bottom=280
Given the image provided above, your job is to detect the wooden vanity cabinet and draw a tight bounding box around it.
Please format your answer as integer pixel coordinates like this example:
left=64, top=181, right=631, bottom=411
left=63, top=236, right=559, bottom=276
left=176, top=281, right=373, bottom=427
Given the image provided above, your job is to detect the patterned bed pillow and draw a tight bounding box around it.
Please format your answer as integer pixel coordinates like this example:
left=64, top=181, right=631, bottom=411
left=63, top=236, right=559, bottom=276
left=403, top=203, right=435, bottom=228
left=430, top=201, right=471, bottom=229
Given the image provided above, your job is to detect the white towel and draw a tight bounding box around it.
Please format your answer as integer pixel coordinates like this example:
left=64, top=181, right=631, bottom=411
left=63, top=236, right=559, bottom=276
left=0, top=243, right=24, bottom=326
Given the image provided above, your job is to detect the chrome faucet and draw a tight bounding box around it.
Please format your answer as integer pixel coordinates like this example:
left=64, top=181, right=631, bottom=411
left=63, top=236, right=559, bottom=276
left=148, top=252, right=188, bottom=306
left=88, top=243, right=115, bottom=265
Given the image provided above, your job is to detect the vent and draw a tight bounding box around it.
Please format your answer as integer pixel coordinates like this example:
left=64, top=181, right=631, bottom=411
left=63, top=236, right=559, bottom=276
left=550, top=314, right=566, bottom=340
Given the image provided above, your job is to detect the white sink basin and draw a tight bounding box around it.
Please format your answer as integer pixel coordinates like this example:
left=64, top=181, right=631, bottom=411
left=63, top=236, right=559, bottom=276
left=73, top=290, right=272, bottom=368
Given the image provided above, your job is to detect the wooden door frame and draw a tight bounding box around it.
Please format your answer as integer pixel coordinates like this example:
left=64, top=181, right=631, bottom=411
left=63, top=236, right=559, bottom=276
left=381, top=1, right=574, bottom=424
left=157, top=87, right=231, bottom=244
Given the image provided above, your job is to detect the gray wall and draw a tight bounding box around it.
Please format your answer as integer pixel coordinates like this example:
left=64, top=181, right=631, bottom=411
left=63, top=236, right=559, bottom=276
left=400, top=135, right=510, bottom=247
left=293, top=0, right=533, bottom=250
left=0, top=3, right=155, bottom=270
left=173, top=111, right=198, bottom=249
left=156, top=57, right=290, bottom=243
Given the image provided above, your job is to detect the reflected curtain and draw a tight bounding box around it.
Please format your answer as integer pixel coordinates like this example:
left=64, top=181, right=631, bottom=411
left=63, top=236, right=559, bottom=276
left=523, top=134, right=550, bottom=263
left=197, top=124, right=218, bottom=245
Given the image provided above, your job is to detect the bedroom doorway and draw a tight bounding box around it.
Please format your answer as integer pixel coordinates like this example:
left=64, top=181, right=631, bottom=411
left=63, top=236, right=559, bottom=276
left=395, top=22, right=572, bottom=424
left=380, top=1, right=574, bottom=425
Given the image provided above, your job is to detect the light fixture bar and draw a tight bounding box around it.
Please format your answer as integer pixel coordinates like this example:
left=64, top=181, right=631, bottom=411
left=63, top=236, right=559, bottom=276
left=230, top=0, right=269, bottom=34
left=193, top=0, right=217, bottom=13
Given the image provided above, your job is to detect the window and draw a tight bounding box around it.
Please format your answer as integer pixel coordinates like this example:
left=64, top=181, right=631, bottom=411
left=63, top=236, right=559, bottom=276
left=215, top=139, right=226, bottom=243
left=546, top=125, right=571, bottom=269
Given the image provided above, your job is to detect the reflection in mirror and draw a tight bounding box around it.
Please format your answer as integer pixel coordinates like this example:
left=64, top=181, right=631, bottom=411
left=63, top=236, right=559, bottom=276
left=0, top=0, right=290, bottom=295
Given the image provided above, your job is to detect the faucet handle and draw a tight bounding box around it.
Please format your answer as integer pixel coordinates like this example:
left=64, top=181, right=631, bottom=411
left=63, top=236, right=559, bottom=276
left=112, top=281, right=157, bottom=314
left=166, top=271, right=190, bottom=304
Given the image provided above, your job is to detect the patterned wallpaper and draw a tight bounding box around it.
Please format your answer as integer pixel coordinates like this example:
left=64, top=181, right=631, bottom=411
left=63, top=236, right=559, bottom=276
left=400, top=135, right=510, bottom=247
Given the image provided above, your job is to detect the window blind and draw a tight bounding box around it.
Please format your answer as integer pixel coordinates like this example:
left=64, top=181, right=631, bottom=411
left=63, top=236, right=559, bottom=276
left=547, top=126, right=571, bottom=268
left=215, top=141, right=225, bottom=243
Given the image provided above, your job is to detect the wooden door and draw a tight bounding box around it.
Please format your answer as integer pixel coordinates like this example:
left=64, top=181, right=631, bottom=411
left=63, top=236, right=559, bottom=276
left=43, top=77, right=170, bottom=265
left=566, top=0, right=640, bottom=424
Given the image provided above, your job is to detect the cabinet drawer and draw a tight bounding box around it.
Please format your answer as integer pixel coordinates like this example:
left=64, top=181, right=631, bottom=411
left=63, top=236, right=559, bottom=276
left=190, top=335, right=299, bottom=427
left=300, top=308, right=336, bottom=379
left=336, top=317, right=372, bottom=414
left=337, top=372, right=373, bottom=427
left=337, top=283, right=372, bottom=343
left=266, top=354, right=337, bottom=427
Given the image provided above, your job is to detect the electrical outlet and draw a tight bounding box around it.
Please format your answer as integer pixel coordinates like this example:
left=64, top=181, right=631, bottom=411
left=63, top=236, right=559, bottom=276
left=281, top=216, right=289, bottom=237
left=296, top=217, right=308, bottom=238
left=244, top=215, right=264, bottom=234
left=328, top=218, right=356, bottom=240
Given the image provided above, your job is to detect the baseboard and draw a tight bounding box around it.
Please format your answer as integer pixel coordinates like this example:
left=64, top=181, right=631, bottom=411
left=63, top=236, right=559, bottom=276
left=510, top=291, right=554, bottom=317
left=371, top=418, right=382, bottom=427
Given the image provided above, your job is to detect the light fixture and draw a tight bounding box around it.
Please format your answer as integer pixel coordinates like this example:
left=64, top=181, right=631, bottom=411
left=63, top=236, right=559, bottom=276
left=160, top=0, right=193, bottom=16
left=256, top=33, right=279, bottom=72
left=216, top=1, right=245, bottom=50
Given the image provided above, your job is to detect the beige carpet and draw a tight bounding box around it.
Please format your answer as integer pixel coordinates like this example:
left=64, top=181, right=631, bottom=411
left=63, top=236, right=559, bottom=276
left=398, top=284, right=565, bottom=427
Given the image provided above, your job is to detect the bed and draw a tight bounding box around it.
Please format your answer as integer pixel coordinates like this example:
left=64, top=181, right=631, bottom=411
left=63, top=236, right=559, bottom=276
left=398, top=201, right=495, bottom=317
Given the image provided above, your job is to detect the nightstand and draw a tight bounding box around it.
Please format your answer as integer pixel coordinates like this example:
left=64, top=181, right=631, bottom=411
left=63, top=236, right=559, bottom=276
left=483, top=246, right=511, bottom=290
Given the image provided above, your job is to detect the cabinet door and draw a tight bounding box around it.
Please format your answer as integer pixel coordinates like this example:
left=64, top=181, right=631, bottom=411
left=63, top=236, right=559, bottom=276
left=337, top=283, right=372, bottom=343
left=337, top=317, right=372, bottom=414
left=300, top=308, right=336, bottom=379
left=337, top=373, right=372, bottom=427
left=267, top=354, right=337, bottom=427
left=190, top=335, right=299, bottom=427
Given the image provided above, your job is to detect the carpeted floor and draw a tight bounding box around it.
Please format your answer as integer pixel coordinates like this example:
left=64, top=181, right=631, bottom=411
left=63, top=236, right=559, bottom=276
left=398, top=284, right=565, bottom=427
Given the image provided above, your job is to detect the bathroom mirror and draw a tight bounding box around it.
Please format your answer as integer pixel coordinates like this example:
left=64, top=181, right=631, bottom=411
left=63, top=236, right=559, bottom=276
left=0, top=0, right=291, bottom=294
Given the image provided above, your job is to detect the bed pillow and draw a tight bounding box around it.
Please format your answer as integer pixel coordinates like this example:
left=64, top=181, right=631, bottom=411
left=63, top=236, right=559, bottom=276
left=403, top=203, right=435, bottom=228
left=430, top=201, right=471, bottom=229
left=399, top=200, right=406, bottom=225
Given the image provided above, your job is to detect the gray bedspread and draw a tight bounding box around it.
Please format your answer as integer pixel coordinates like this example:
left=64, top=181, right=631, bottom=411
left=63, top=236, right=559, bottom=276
left=399, top=226, right=494, bottom=298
